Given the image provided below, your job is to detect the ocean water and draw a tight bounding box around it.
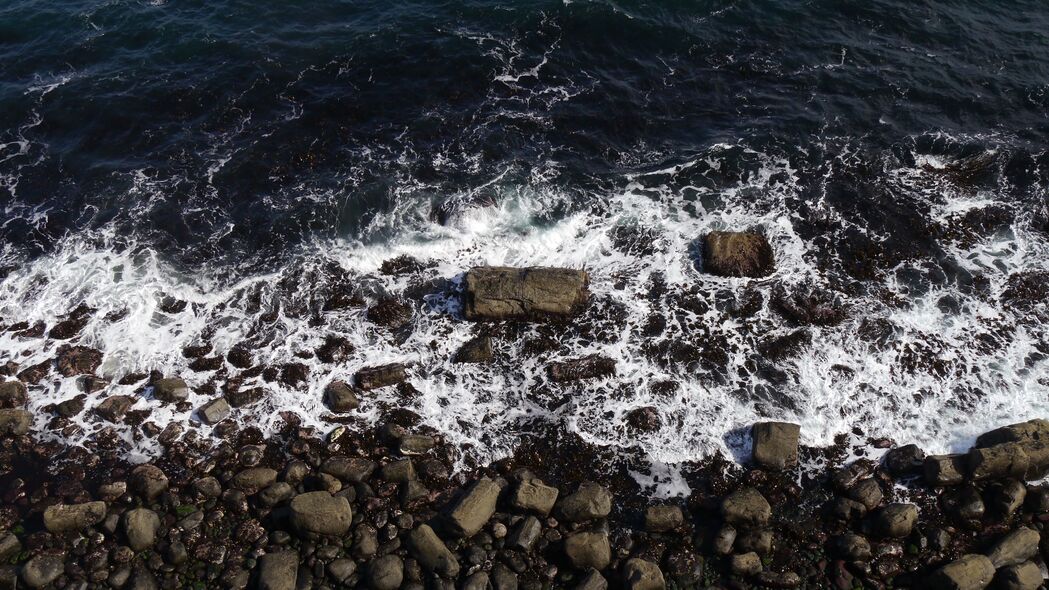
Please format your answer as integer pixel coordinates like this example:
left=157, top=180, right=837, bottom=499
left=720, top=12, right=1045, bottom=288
left=2, top=0, right=1049, bottom=484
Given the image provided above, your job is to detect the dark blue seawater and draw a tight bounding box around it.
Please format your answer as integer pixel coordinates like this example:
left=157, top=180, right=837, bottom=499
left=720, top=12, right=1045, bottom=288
left=2, top=0, right=1048, bottom=475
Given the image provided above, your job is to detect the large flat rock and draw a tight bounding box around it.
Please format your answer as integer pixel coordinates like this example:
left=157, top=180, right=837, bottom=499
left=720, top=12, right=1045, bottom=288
left=463, top=266, right=589, bottom=321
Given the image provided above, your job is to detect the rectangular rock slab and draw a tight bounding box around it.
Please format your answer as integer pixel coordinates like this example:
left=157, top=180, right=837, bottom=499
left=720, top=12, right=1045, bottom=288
left=463, top=267, right=589, bottom=321
left=446, top=477, right=500, bottom=537
left=752, top=422, right=800, bottom=470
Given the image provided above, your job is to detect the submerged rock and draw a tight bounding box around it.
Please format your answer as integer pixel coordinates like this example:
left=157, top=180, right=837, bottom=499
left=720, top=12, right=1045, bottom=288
left=323, top=381, right=359, bottom=413
left=702, top=231, right=775, bottom=278
left=355, top=364, right=406, bottom=390
left=462, top=266, right=589, bottom=321
left=547, top=355, right=616, bottom=383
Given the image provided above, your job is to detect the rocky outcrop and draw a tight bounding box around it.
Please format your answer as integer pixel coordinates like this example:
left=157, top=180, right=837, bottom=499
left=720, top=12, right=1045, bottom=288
left=752, top=421, right=800, bottom=470
left=702, top=231, right=775, bottom=278
left=462, top=266, right=589, bottom=321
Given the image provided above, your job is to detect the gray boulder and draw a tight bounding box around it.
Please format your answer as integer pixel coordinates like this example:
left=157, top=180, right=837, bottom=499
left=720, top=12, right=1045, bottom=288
left=321, top=456, right=376, bottom=482
left=752, top=422, right=800, bottom=470
left=577, top=569, right=608, bottom=590
left=928, top=554, right=995, bottom=590
left=830, top=533, right=871, bottom=561
left=21, top=553, right=64, bottom=588
left=644, top=505, right=684, bottom=533
left=463, top=266, right=589, bottom=321
left=995, top=562, right=1043, bottom=590
left=0, top=381, right=27, bottom=408
left=130, top=464, right=169, bottom=501
left=722, top=487, right=771, bottom=528
left=408, top=524, right=460, bottom=578
left=453, top=336, right=493, bottom=363
left=986, top=527, right=1040, bottom=569
left=233, top=467, right=278, bottom=494
left=355, top=364, right=406, bottom=390
left=289, top=491, right=352, bottom=536
left=256, top=551, right=299, bottom=590
left=702, top=231, right=775, bottom=278
left=381, top=459, right=415, bottom=483
left=0, top=408, right=31, bottom=435
left=198, top=397, right=230, bottom=424
left=622, top=558, right=666, bottom=590
left=969, top=443, right=1029, bottom=481
left=447, top=477, right=500, bottom=537
left=508, top=516, right=542, bottom=551
left=558, top=482, right=612, bottom=522
left=323, top=381, right=359, bottom=413
left=123, top=508, right=161, bottom=551
left=511, top=478, right=559, bottom=515
left=43, top=501, right=107, bottom=533
left=976, top=419, right=1049, bottom=447
left=730, top=552, right=762, bottom=577
left=564, top=531, right=611, bottom=570
left=871, top=503, right=918, bottom=538
left=152, top=377, right=189, bottom=403
left=925, top=454, right=966, bottom=486
left=367, top=555, right=404, bottom=590
left=848, top=479, right=884, bottom=510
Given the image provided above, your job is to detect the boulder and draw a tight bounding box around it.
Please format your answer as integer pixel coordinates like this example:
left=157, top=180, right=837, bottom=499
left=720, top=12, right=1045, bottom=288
left=367, top=555, right=404, bottom=590
left=492, top=563, right=520, bottom=590
left=462, top=572, right=491, bottom=590
left=21, top=553, right=64, bottom=588
left=323, top=381, right=359, bottom=413
left=830, top=533, right=871, bottom=561
left=736, top=529, right=774, bottom=555
left=976, top=419, right=1049, bottom=447
left=399, top=434, right=435, bottom=455
left=577, top=569, right=608, bottom=590
left=564, top=531, right=611, bottom=570
left=198, top=397, right=230, bottom=424
left=969, top=443, right=1029, bottom=481
left=713, top=525, right=736, bottom=555
left=289, top=491, right=352, bottom=536
left=547, top=355, right=616, bottom=382
left=702, top=231, right=775, bottom=278
left=256, top=551, right=299, bottom=590
left=558, top=482, right=613, bottom=522
left=225, top=386, right=266, bottom=407
left=381, top=459, right=415, bottom=483
left=730, top=552, right=763, bottom=577
left=130, top=465, right=169, bottom=502
left=447, top=477, right=500, bottom=537
left=463, top=266, right=589, bottom=321
left=883, top=444, right=926, bottom=476
left=644, top=505, right=684, bottom=533
left=355, top=364, right=406, bottom=390
left=752, top=422, right=800, bottom=470
left=995, top=562, right=1043, bottom=590
left=622, top=558, right=666, bottom=590
left=95, top=395, right=135, bottom=422
left=321, top=456, right=376, bottom=482
left=928, top=554, right=995, bottom=590
left=408, top=524, right=460, bottom=578
left=0, top=408, right=31, bottom=435
left=508, top=516, right=542, bottom=551
left=925, top=454, right=967, bottom=486
left=43, top=501, right=107, bottom=533
left=123, top=508, right=161, bottom=551
left=625, top=406, right=662, bottom=432
left=511, top=478, right=559, bottom=515
left=871, top=503, right=918, bottom=539
left=0, top=533, right=20, bottom=563
left=56, top=345, right=103, bottom=376
left=0, top=381, right=27, bottom=408
left=233, top=468, right=278, bottom=494
left=988, top=480, right=1027, bottom=517
left=722, top=487, right=772, bottom=528
left=986, top=527, right=1040, bottom=568
left=848, top=479, right=884, bottom=510
left=152, top=377, right=189, bottom=403
left=453, top=336, right=493, bottom=363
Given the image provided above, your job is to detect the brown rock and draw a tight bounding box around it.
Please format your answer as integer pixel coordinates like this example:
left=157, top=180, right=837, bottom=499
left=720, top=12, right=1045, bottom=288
left=702, top=231, right=775, bottom=278
left=463, top=266, right=589, bottom=321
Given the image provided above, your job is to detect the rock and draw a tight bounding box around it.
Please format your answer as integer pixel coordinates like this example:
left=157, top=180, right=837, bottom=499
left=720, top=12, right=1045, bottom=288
left=453, top=336, right=493, bottom=363
left=289, top=491, right=352, bottom=536
left=123, top=508, right=161, bottom=551
left=547, top=355, right=616, bottom=382
left=408, top=524, right=460, bottom=578
left=381, top=459, right=415, bottom=483
left=830, top=533, right=871, bottom=561
left=644, top=505, right=684, bottom=532
left=883, top=444, right=926, bottom=476
left=258, top=482, right=295, bottom=506
left=848, top=479, right=884, bottom=510
left=988, top=480, right=1027, bottom=517
left=367, top=298, right=414, bottom=330
left=976, top=419, right=1049, bottom=447
left=871, top=503, right=918, bottom=538
left=969, top=443, right=1029, bottom=481
left=21, top=553, right=64, bottom=588
left=928, top=554, right=995, bottom=590
left=130, top=465, right=169, bottom=501
left=43, top=501, right=107, bottom=533
left=511, top=478, right=559, bottom=515
left=831, top=461, right=873, bottom=492
left=96, top=395, right=135, bottom=422
left=0, top=381, right=27, bottom=408
left=463, top=266, right=589, bottom=321
left=721, top=487, right=772, bottom=528
left=256, top=551, right=299, bottom=590
left=56, top=345, right=103, bottom=376
left=321, top=456, right=376, bottom=482
left=829, top=497, right=868, bottom=521
left=564, top=531, right=611, bottom=570
left=736, top=528, right=773, bottom=555
left=558, top=482, right=612, bottom=522
left=508, top=515, right=542, bottom=551
left=447, top=477, right=500, bottom=537
left=625, top=406, right=662, bottom=432
left=327, top=559, right=357, bottom=585
left=986, top=527, right=1040, bottom=568
left=0, top=533, right=20, bottom=563
left=953, top=485, right=986, bottom=520
left=577, top=569, right=608, bottom=590
left=713, top=525, right=736, bottom=555
left=0, top=408, right=30, bottom=435
left=752, top=421, right=800, bottom=470
left=193, top=476, right=222, bottom=498
left=492, top=563, right=519, bottom=590
left=399, top=434, right=435, bottom=455
left=355, top=364, right=406, bottom=390
left=368, top=555, right=404, bottom=590
left=702, top=231, right=775, bottom=278
left=225, top=387, right=266, bottom=407
left=623, top=558, right=666, bottom=590
left=730, top=552, right=763, bottom=577
left=757, top=571, right=802, bottom=588
left=152, top=377, right=189, bottom=403
left=233, top=468, right=278, bottom=494
left=462, top=572, right=491, bottom=590
left=353, top=525, right=379, bottom=559
left=198, top=397, right=230, bottom=424
left=995, top=562, right=1043, bottom=590
left=925, top=454, right=967, bottom=486
left=323, top=381, right=359, bottom=413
